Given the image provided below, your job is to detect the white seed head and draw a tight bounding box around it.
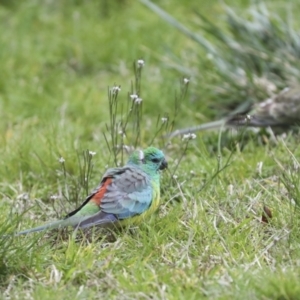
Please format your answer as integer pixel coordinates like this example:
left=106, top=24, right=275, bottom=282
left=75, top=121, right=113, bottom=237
left=58, top=157, right=65, bottom=163
left=89, top=151, right=96, bottom=156
left=182, top=133, right=197, bottom=140
left=118, top=130, right=126, bottom=137
left=130, top=94, right=138, bottom=100
left=183, top=78, right=190, bottom=84
left=112, top=86, right=121, bottom=94
left=135, top=97, right=143, bottom=104
left=137, top=59, right=145, bottom=67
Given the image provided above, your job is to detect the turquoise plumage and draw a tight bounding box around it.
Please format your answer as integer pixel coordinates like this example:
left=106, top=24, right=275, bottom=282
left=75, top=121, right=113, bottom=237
left=16, top=147, right=167, bottom=235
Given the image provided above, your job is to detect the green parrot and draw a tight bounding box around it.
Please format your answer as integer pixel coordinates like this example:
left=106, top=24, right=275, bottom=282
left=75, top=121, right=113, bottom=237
left=168, top=86, right=300, bottom=138
left=16, top=147, right=168, bottom=235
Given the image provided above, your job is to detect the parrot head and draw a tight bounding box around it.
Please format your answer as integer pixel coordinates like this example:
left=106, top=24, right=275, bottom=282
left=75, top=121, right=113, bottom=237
left=128, top=147, right=168, bottom=173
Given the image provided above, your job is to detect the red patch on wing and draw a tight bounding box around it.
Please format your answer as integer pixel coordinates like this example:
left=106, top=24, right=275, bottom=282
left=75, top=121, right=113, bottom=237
left=90, top=178, right=112, bottom=206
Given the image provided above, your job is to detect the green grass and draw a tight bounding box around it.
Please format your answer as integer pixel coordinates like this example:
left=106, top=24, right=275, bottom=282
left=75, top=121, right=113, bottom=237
left=1, top=0, right=300, bottom=299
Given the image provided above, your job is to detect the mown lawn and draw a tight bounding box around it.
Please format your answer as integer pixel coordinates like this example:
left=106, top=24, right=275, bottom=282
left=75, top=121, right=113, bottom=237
left=1, top=0, right=300, bottom=299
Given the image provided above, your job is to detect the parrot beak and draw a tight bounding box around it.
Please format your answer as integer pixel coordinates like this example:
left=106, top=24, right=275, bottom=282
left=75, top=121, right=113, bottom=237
left=159, top=158, right=168, bottom=170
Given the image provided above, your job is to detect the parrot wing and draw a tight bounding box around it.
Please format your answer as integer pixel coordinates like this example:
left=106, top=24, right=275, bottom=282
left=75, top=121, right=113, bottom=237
left=66, top=166, right=153, bottom=229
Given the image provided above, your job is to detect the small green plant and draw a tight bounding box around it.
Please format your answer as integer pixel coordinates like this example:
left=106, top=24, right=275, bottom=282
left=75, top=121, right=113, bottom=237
left=103, top=59, right=146, bottom=166
left=50, top=149, right=96, bottom=215
left=102, top=59, right=193, bottom=169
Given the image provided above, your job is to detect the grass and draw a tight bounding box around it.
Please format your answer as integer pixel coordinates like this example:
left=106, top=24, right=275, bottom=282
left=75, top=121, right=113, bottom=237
left=1, top=0, right=300, bottom=299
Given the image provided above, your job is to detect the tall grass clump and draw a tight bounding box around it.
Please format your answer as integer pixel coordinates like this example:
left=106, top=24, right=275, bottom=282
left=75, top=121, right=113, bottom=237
left=141, top=0, right=300, bottom=118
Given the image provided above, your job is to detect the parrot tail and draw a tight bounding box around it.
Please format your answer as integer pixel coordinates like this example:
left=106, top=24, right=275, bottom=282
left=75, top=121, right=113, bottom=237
left=15, top=218, right=78, bottom=236
left=15, top=212, right=119, bottom=235
left=15, top=219, right=66, bottom=235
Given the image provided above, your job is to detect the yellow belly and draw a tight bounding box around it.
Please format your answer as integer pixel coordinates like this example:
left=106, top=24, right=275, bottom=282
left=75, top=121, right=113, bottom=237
left=120, top=188, right=160, bottom=226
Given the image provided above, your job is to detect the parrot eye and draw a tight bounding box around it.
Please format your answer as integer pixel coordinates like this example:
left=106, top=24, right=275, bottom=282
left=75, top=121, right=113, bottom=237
left=151, top=157, right=161, bottom=163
